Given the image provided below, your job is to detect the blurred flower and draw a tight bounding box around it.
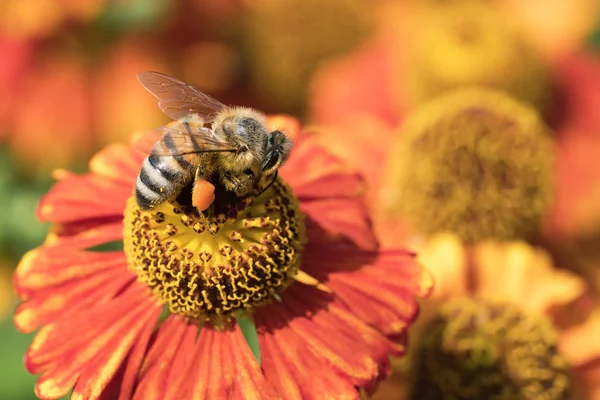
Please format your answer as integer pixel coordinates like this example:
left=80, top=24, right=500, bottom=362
left=8, top=48, right=94, bottom=174
left=242, top=0, right=373, bottom=113
left=399, top=1, right=553, bottom=116
left=495, top=0, right=600, bottom=59
left=0, top=262, right=14, bottom=323
left=0, top=0, right=105, bottom=39
left=14, top=116, right=431, bottom=399
left=0, top=37, right=35, bottom=134
left=384, top=88, right=553, bottom=244
left=92, top=37, right=170, bottom=146
left=372, top=235, right=600, bottom=399
left=309, top=0, right=600, bottom=136
left=309, top=1, right=600, bottom=267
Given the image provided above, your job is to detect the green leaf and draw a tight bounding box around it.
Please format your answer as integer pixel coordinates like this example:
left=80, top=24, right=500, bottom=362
left=586, top=23, right=600, bottom=50
left=86, top=241, right=124, bottom=252
left=237, top=313, right=261, bottom=365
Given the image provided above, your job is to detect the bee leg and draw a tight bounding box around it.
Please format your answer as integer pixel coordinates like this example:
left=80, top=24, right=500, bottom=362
left=192, top=167, right=215, bottom=212
left=257, top=171, right=278, bottom=196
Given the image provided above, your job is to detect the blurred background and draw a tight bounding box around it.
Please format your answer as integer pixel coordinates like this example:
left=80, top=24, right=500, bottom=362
left=1, top=0, right=600, bottom=399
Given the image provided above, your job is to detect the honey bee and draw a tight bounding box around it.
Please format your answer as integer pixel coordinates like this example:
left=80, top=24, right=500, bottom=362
left=134, top=71, right=293, bottom=211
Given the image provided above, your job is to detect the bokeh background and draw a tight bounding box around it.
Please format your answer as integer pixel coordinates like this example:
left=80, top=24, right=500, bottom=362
left=1, top=0, right=600, bottom=399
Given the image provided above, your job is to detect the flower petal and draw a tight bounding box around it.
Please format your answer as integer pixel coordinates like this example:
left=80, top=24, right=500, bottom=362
left=165, top=324, right=280, bottom=400
left=414, top=234, right=468, bottom=299
left=473, top=241, right=585, bottom=313
left=313, top=115, right=395, bottom=205
left=281, top=133, right=377, bottom=249
left=555, top=53, right=600, bottom=135
left=15, top=264, right=133, bottom=333
left=89, top=143, right=144, bottom=186
left=44, top=220, right=123, bottom=251
left=72, top=305, right=161, bottom=400
left=257, top=284, right=398, bottom=399
left=29, top=284, right=161, bottom=399
left=302, top=200, right=376, bottom=250
left=116, top=306, right=163, bottom=400
left=282, top=133, right=363, bottom=199
left=38, top=172, right=131, bottom=224
left=134, top=317, right=199, bottom=400
left=308, top=35, right=400, bottom=127
left=560, top=310, right=600, bottom=366
left=302, top=240, right=429, bottom=334
left=14, top=248, right=128, bottom=299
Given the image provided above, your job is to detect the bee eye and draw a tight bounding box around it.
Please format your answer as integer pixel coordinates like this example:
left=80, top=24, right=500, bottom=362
left=268, top=134, right=276, bottom=146
left=262, top=152, right=280, bottom=171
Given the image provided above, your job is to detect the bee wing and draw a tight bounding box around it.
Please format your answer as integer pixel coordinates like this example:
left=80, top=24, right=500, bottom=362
left=133, top=126, right=236, bottom=156
left=137, top=71, right=226, bottom=122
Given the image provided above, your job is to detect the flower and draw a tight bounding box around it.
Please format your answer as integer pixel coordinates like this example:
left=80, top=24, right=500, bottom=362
left=0, top=0, right=105, bottom=39
left=0, top=261, right=14, bottom=323
left=382, top=87, right=554, bottom=244
left=371, top=234, right=600, bottom=399
left=7, top=48, right=94, bottom=174
left=14, top=116, right=432, bottom=399
left=495, top=0, right=600, bottom=59
left=308, top=1, right=600, bottom=265
left=242, top=0, right=372, bottom=113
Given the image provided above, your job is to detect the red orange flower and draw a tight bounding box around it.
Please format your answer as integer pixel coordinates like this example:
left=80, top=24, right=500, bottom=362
left=0, top=0, right=105, bottom=39
left=14, top=116, right=432, bottom=399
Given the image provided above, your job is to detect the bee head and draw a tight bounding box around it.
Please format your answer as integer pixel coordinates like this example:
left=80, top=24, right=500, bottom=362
left=262, top=130, right=293, bottom=174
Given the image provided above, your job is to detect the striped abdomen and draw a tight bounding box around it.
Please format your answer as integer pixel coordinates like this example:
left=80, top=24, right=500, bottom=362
left=135, top=120, right=206, bottom=209
left=136, top=154, right=196, bottom=209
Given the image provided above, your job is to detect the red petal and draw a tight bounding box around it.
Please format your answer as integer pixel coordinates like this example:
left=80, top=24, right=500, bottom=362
left=256, top=285, right=395, bottom=399
left=302, top=199, right=376, bottom=250
left=134, top=318, right=199, bottom=400
left=554, top=53, right=600, bottom=136
left=282, top=134, right=363, bottom=199
left=308, top=35, right=400, bottom=128
left=165, top=325, right=214, bottom=400
left=281, top=133, right=377, bottom=249
left=312, top=116, right=396, bottom=206
left=302, top=242, right=430, bottom=334
left=117, top=306, right=163, bottom=400
left=14, top=251, right=134, bottom=332
left=38, top=172, right=131, bottom=224
left=89, top=144, right=144, bottom=186
left=258, top=316, right=360, bottom=398
left=72, top=305, right=161, bottom=400
left=44, top=220, right=123, bottom=251
left=30, top=284, right=161, bottom=399
left=165, top=324, right=280, bottom=400
left=14, top=249, right=128, bottom=298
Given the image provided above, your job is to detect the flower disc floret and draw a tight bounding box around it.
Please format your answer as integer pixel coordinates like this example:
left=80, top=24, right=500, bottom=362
left=404, top=2, right=553, bottom=115
left=384, top=87, right=553, bottom=243
left=409, top=297, right=571, bottom=400
left=124, top=178, right=305, bottom=325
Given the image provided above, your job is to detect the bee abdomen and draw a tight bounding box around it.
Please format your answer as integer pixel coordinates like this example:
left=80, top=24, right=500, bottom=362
left=135, top=157, right=184, bottom=209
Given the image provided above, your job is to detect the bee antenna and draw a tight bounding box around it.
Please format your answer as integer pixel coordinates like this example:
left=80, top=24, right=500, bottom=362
left=257, top=171, right=278, bottom=196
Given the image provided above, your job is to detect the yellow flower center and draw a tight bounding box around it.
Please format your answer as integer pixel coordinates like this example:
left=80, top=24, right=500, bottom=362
left=402, top=2, right=553, bottom=116
left=409, top=297, right=571, bottom=400
left=383, top=88, right=553, bottom=244
left=123, top=177, right=305, bottom=325
left=245, top=0, right=371, bottom=111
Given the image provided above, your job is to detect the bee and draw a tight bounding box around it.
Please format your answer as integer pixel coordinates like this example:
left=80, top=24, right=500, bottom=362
left=134, top=71, right=293, bottom=211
